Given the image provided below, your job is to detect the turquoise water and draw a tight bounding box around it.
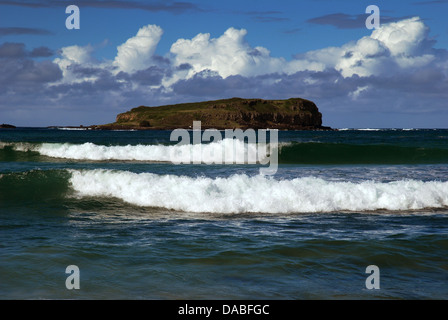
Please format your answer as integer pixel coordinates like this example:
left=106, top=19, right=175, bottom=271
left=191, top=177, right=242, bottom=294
left=1, top=128, right=447, bottom=299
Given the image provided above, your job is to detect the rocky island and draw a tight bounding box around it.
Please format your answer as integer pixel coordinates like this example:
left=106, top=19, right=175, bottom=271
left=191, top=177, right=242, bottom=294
left=93, top=97, right=331, bottom=131
left=0, top=124, right=16, bottom=129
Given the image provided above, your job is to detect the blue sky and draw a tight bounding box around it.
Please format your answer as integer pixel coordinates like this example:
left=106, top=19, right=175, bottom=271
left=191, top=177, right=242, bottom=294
left=1, top=0, right=448, bottom=128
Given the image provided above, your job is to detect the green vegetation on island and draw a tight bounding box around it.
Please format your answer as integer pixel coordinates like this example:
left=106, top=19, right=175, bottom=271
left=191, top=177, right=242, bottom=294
left=95, top=97, right=331, bottom=130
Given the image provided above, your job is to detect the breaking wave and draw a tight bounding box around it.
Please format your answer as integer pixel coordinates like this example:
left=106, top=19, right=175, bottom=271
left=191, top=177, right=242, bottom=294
left=0, top=140, right=270, bottom=164
left=3, top=140, right=448, bottom=164
left=69, top=169, right=448, bottom=213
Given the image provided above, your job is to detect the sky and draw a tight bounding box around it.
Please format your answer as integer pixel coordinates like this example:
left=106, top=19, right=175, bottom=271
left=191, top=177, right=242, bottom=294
left=1, top=0, right=448, bottom=128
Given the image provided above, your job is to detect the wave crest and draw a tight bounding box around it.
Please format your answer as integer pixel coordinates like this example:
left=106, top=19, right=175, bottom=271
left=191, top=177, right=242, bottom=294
left=69, top=169, right=448, bottom=213
left=1, top=140, right=271, bottom=164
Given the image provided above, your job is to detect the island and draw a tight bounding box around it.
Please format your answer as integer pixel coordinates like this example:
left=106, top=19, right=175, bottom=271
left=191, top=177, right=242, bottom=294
left=0, top=124, right=16, bottom=129
left=89, top=97, right=332, bottom=131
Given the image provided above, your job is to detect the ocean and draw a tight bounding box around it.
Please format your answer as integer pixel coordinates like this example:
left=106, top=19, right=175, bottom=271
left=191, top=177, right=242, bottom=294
left=1, top=127, right=447, bottom=299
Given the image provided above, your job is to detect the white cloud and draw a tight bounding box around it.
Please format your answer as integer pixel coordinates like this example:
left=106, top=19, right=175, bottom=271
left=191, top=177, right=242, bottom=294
left=53, top=44, right=97, bottom=83
left=166, top=17, right=438, bottom=82
left=53, top=17, right=439, bottom=86
left=371, top=17, right=428, bottom=56
left=4, top=15, right=448, bottom=127
left=335, top=37, right=390, bottom=77
left=113, top=24, right=163, bottom=73
left=297, top=17, right=437, bottom=78
left=53, top=24, right=164, bottom=84
left=349, top=85, right=369, bottom=100
left=44, top=17, right=447, bottom=121
left=59, top=45, right=95, bottom=65
left=170, top=27, right=288, bottom=78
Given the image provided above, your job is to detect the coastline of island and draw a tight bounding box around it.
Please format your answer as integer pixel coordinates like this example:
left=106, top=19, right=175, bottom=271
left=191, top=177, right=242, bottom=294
left=49, top=97, right=334, bottom=131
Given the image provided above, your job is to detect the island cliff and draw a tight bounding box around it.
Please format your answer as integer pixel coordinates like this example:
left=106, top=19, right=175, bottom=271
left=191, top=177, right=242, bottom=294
left=97, top=97, right=331, bottom=130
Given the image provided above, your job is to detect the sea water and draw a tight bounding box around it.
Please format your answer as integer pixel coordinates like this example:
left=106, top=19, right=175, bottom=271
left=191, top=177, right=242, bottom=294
left=1, top=128, right=447, bottom=299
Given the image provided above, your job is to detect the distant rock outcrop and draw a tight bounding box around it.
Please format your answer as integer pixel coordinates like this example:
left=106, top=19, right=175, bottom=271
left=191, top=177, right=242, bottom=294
left=97, top=97, right=332, bottom=130
left=0, top=124, right=16, bottom=128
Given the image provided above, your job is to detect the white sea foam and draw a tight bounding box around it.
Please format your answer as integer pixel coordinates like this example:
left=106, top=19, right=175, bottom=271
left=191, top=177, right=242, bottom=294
left=355, top=128, right=382, bottom=131
left=68, top=169, right=448, bottom=213
left=56, top=127, right=89, bottom=131
left=0, top=142, right=38, bottom=152
left=3, top=140, right=269, bottom=164
left=337, top=128, right=383, bottom=131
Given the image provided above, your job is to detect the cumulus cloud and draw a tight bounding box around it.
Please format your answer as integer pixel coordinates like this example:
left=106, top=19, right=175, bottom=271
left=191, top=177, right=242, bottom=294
left=53, top=17, right=439, bottom=86
left=168, top=17, right=438, bottom=81
left=113, top=24, right=163, bottom=73
left=372, top=17, right=433, bottom=55
left=19, top=17, right=448, bottom=95
left=3, top=16, right=448, bottom=127
left=53, top=44, right=98, bottom=83
left=294, top=17, right=439, bottom=79
left=170, top=27, right=289, bottom=78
